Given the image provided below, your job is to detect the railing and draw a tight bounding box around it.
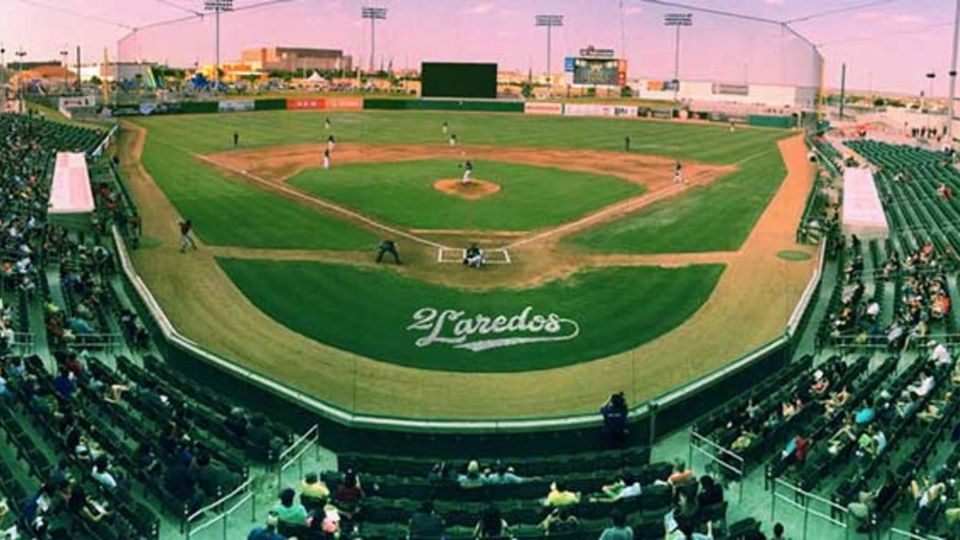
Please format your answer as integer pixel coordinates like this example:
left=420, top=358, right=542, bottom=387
left=687, top=431, right=745, bottom=501
left=275, top=424, right=321, bottom=488
left=12, top=331, right=34, bottom=353
left=770, top=477, right=851, bottom=540
left=183, top=476, right=256, bottom=540
left=70, top=331, right=123, bottom=352
left=887, top=528, right=945, bottom=540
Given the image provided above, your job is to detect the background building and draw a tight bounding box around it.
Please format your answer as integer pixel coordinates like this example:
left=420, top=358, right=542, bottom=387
left=239, top=47, right=352, bottom=73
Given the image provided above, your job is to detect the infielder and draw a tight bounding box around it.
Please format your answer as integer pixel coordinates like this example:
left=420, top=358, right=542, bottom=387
left=327, top=135, right=336, bottom=152
left=673, top=161, right=684, bottom=185
left=449, top=134, right=458, bottom=147
left=460, top=160, right=474, bottom=185
left=442, top=121, right=449, bottom=135
left=323, top=148, right=331, bottom=170
left=179, top=219, right=197, bottom=253
left=324, top=117, right=332, bottom=130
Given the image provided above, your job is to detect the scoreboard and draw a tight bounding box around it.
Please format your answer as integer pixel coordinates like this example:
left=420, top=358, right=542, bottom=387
left=566, top=47, right=627, bottom=87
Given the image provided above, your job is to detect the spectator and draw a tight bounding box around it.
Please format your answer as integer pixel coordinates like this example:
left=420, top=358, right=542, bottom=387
left=670, top=520, right=713, bottom=540
left=591, top=474, right=641, bottom=503
left=300, top=472, right=330, bottom=507
left=539, top=507, right=579, bottom=536
left=458, top=460, right=485, bottom=488
left=601, top=392, right=628, bottom=445
left=697, top=476, right=723, bottom=506
left=336, top=470, right=365, bottom=513
left=484, top=462, right=527, bottom=485
left=544, top=482, right=581, bottom=507
left=667, top=460, right=694, bottom=486
left=248, top=512, right=285, bottom=540
left=599, top=509, right=633, bottom=540
left=771, top=523, right=786, bottom=539
left=407, top=500, right=445, bottom=540
left=91, top=455, right=118, bottom=490
left=474, top=504, right=509, bottom=539
left=271, top=488, right=308, bottom=526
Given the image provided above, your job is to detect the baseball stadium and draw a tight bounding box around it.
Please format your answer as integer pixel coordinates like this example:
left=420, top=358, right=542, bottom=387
left=0, top=0, right=959, bottom=539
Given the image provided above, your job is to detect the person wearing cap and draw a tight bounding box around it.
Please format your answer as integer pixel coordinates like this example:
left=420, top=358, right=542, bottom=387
left=248, top=512, right=284, bottom=540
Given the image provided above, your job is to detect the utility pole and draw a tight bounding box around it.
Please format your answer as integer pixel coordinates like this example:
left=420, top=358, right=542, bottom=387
left=839, top=63, right=846, bottom=121
left=203, top=0, right=233, bottom=94
left=535, top=15, right=563, bottom=87
left=361, top=7, right=387, bottom=73
left=60, top=47, right=69, bottom=94
left=0, top=44, right=6, bottom=113
left=664, top=13, right=693, bottom=104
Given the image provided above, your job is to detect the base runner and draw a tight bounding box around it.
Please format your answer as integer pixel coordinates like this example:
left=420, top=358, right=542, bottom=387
left=673, top=160, right=684, bottom=185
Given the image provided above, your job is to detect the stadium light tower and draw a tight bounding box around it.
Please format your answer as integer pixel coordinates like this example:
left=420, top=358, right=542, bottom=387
left=535, top=14, right=563, bottom=86
left=203, top=0, right=234, bottom=94
left=664, top=13, right=693, bottom=102
left=926, top=71, right=937, bottom=132
left=0, top=45, right=6, bottom=113
left=59, top=47, right=69, bottom=93
left=949, top=0, right=960, bottom=147
left=362, top=6, right=388, bottom=73
left=15, top=48, right=26, bottom=114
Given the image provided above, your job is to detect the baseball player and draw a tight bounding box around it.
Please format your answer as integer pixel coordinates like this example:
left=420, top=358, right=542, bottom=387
left=324, top=117, right=332, bottom=130
left=624, top=135, right=631, bottom=152
left=460, top=160, right=474, bottom=185
left=673, top=161, right=684, bottom=185
left=233, top=131, right=239, bottom=148
left=442, top=121, right=449, bottom=135
left=323, top=148, right=331, bottom=170
left=449, top=133, right=458, bottom=147
left=376, top=240, right=401, bottom=264
left=463, top=244, right=485, bottom=268
left=327, top=134, right=336, bottom=152
left=179, top=219, right=197, bottom=253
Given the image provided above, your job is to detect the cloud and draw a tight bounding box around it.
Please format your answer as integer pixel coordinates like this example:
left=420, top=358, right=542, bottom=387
left=854, top=11, right=924, bottom=25
left=464, top=2, right=496, bottom=15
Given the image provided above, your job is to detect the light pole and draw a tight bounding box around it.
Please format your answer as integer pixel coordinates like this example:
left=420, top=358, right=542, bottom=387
left=361, top=7, right=387, bottom=74
left=59, top=47, right=69, bottom=94
left=948, top=0, right=960, bottom=147
left=15, top=48, right=26, bottom=114
left=927, top=71, right=937, bottom=133
left=0, top=44, right=6, bottom=113
left=664, top=13, right=693, bottom=104
left=535, top=14, right=563, bottom=88
left=203, top=0, right=234, bottom=94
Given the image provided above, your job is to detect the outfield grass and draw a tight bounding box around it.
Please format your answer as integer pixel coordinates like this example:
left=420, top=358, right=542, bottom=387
left=565, top=148, right=787, bottom=253
left=289, top=159, right=645, bottom=231
left=136, top=110, right=785, bottom=163
left=216, top=258, right=725, bottom=372
left=138, top=135, right=380, bottom=249
left=136, top=110, right=788, bottom=251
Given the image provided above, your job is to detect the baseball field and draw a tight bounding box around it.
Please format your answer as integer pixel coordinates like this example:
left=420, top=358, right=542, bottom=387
left=118, top=109, right=816, bottom=419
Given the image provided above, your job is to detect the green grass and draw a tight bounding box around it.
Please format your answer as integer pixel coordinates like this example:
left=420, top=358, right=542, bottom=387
left=289, top=159, right=645, bottom=231
left=135, top=110, right=789, bottom=251
left=138, top=136, right=380, bottom=249
left=136, top=110, right=785, bottom=163
left=565, top=148, right=787, bottom=253
left=216, top=258, right=725, bottom=372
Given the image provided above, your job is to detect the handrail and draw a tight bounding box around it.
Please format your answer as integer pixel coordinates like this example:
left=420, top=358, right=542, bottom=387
left=277, top=424, right=319, bottom=463
left=186, top=477, right=254, bottom=525
left=888, top=528, right=945, bottom=540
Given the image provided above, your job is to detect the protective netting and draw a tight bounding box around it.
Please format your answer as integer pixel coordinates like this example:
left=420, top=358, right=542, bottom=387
left=115, top=0, right=822, bottom=94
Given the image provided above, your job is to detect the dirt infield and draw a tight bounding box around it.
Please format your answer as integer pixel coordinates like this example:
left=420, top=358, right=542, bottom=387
left=433, top=178, right=501, bottom=199
left=119, top=121, right=816, bottom=419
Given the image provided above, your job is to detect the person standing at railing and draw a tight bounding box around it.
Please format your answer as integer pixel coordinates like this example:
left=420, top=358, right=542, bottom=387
left=248, top=512, right=284, bottom=540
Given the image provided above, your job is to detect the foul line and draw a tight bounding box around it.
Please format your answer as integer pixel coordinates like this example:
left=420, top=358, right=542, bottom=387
left=194, top=154, right=451, bottom=250
left=503, top=149, right=776, bottom=250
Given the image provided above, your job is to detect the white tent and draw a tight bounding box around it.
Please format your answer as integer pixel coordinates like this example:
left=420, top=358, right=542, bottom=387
left=306, top=71, right=327, bottom=84
left=48, top=152, right=95, bottom=229
left=842, top=167, right=889, bottom=240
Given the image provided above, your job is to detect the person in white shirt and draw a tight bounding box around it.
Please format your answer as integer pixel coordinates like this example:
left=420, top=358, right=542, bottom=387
left=866, top=302, right=880, bottom=319
left=590, top=474, right=641, bottom=503
left=910, top=371, right=936, bottom=398
left=931, top=342, right=952, bottom=366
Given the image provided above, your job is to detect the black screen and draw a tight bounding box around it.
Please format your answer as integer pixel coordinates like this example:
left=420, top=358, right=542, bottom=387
left=421, top=62, right=497, bottom=98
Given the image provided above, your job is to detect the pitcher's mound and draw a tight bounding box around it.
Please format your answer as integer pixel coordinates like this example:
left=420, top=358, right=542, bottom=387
left=433, top=179, right=501, bottom=200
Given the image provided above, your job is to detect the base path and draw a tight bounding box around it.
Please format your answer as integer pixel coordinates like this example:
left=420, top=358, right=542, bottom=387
left=120, top=122, right=816, bottom=420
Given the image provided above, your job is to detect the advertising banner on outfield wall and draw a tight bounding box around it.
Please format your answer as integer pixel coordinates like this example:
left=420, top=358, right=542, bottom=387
left=524, top=102, right=564, bottom=115
left=323, top=98, right=363, bottom=111
left=218, top=100, right=256, bottom=113
left=287, top=98, right=326, bottom=110
left=563, top=104, right=637, bottom=118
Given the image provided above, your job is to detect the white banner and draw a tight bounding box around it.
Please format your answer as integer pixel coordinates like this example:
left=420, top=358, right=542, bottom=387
left=218, top=100, right=255, bottom=113
left=563, top=103, right=637, bottom=118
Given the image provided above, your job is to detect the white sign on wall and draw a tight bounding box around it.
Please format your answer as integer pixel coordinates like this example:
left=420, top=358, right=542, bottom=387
left=407, top=306, right=580, bottom=352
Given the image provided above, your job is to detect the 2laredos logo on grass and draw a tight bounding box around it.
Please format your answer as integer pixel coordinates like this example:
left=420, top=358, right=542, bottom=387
left=407, top=306, right=580, bottom=352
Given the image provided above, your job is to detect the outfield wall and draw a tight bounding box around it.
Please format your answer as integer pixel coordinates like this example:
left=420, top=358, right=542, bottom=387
left=102, top=96, right=797, bottom=127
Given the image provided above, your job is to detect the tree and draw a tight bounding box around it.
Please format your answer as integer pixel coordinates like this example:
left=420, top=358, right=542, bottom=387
left=90, top=75, right=102, bottom=87
left=521, top=82, right=534, bottom=98
left=620, top=85, right=633, bottom=98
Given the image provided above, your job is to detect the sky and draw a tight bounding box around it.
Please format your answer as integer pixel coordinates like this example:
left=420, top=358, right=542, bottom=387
left=1, top=0, right=958, bottom=94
